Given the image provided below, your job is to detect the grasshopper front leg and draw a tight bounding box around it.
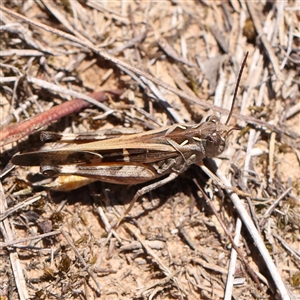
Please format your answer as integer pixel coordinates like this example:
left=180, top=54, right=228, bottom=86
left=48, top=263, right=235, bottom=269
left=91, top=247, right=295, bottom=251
left=116, top=172, right=179, bottom=227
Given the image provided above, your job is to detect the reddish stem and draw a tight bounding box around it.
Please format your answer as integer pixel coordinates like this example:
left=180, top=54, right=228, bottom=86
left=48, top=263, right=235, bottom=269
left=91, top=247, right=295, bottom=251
left=0, top=90, right=123, bottom=147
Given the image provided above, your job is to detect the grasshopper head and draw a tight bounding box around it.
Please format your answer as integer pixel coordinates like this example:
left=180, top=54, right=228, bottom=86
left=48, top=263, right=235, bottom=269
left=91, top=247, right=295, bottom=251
left=200, top=115, right=237, bottom=158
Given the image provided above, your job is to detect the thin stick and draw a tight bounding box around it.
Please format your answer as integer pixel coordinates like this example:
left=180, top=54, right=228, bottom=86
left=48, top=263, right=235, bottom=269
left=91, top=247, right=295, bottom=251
left=0, top=183, right=29, bottom=300
left=0, top=230, right=61, bottom=248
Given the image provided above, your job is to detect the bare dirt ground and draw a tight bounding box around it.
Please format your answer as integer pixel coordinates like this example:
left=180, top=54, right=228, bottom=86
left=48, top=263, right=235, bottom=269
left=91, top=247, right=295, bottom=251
left=0, top=1, right=299, bottom=300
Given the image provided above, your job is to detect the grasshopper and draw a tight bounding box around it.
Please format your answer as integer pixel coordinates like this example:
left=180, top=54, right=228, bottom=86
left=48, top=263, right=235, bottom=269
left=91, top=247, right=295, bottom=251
left=11, top=54, right=248, bottom=226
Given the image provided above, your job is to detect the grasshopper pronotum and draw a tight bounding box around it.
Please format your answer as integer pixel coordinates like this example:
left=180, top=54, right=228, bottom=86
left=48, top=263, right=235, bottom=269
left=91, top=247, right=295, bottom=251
left=12, top=53, right=248, bottom=226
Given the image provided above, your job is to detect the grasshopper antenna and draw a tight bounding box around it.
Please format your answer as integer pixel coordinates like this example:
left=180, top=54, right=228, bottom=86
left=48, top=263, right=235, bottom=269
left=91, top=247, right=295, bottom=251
left=225, top=52, right=248, bottom=126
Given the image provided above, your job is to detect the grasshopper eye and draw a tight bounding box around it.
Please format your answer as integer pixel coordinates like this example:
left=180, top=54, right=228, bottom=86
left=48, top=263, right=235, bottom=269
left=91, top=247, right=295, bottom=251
left=205, top=132, right=226, bottom=158
left=207, top=132, right=221, bottom=147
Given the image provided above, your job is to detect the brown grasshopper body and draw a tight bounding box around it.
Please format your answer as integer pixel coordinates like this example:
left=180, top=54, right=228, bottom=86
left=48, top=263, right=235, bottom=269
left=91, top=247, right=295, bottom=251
left=12, top=115, right=231, bottom=186
left=11, top=54, right=248, bottom=225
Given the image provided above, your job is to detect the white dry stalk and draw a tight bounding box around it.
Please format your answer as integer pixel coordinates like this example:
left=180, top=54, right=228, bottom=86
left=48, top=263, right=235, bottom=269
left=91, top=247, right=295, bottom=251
left=217, top=170, right=291, bottom=300
left=0, top=183, right=29, bottom=300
